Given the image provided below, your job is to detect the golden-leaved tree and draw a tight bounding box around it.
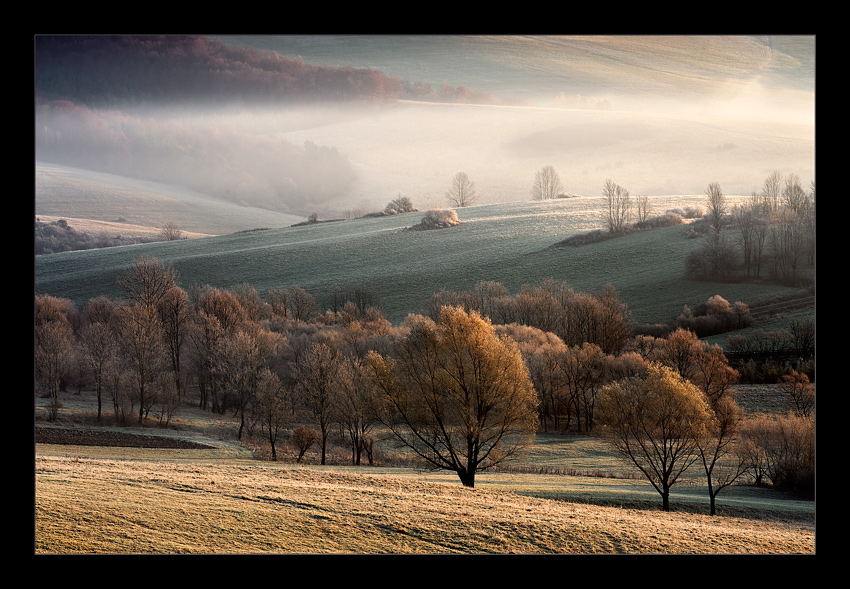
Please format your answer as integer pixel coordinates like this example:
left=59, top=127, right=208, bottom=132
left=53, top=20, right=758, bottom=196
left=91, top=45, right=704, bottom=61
left=366, top=306, right=539, bottom=488
left=596, top=363, right=714, bottom=511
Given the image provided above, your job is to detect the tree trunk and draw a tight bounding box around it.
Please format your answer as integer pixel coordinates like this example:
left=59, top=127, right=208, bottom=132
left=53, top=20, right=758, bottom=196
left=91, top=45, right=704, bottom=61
left=458, top=469, right=475, bottom=488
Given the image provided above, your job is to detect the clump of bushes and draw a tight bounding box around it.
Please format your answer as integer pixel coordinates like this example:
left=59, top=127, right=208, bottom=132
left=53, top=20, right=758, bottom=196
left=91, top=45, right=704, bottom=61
left=633, top=294, right=753, bottom=339
left=410, top=209, right=460, bottom=231
left=35, top=218, right=159, bottom=254
left=739, top=412, right=814, bottom=498
left=383, top=195, right=418, bottom=215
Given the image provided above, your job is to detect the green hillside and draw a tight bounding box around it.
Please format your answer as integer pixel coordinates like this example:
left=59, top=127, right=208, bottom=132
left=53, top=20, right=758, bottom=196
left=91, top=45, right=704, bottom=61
left=34, top=197, right=808, bottom=326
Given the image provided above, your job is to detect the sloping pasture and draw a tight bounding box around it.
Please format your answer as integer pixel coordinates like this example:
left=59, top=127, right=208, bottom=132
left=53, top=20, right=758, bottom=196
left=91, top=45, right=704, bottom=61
left=34, top=196, right=808, bottom=326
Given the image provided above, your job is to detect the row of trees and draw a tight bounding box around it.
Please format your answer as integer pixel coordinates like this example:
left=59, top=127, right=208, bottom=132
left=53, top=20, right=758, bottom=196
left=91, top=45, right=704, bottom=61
left=35, top=260, right=813, bottom=505
left=445, top=165, right=569, bottom=209
left=425, top=279, right=633, bottom=354
left=687, top=172, right=815, bottom=285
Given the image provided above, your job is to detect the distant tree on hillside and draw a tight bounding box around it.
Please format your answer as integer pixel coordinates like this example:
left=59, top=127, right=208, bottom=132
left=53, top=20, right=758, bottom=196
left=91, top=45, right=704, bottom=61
left=384, top=194, right=417, bottom=215
left=705, top=182, right=726, bottom=234
left=531, top=165, right=564, bottom=200
left=446, top=172, right=478, bottom=207
left=602, top=179, right=631, bottom=233
left=160, top=222, right=183, bottom=241
left=635, top=195, right=651, bottom=223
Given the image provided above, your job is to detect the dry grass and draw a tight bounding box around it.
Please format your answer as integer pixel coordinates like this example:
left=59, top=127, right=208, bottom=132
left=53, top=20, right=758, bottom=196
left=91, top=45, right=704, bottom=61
left=36, top=215, right=212, bottom=240
left=34, top=388, right=815, bottom=555
left=35, top=452, right=814, bottom=555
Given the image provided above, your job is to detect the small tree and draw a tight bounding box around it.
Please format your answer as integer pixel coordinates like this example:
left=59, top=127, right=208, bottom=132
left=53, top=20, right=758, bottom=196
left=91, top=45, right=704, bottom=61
left=602, top=179, right=631, bottom=233
left=446, top=172, right=478, bottom=207
left=696, top=392, right=751, bottom=515
left=779, top=371, right=815, bottom=418
left=35, top=313, right=76, bottom=421
left=291, top=342, right=349, bottom=465
left=635, top=195, right=651, bottom=223
left=596, top=363, right=714, bottom=511
left=254, top=368, right=293, bottom=460
left=531, top=165, right=564, bottom=200
left=160, top=222, right=183, bottom=241
left=705, top=182, right=726, bottom=234
left=291, top=426, right=320, bottom=463
left=739, top=412, right=814, bottom=497
left=115, top=301, right=169, bottom=424
left=77, top=314, right=118, bottom=422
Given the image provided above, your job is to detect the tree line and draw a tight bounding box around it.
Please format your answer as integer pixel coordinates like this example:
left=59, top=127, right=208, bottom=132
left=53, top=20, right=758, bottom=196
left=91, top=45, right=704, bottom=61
left=35, top=257, right=814, bottom=505
left=686, top=172, right=815, bottom=286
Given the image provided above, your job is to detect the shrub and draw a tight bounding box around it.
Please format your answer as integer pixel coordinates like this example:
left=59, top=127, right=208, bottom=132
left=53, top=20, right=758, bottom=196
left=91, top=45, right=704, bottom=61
left=384, top=195, right=417, bottom=215
left=290, top=426, right=320, bottom=463
left=411, top=209, right=460, bottom=230
left=739, top=412, right=815, bottom=497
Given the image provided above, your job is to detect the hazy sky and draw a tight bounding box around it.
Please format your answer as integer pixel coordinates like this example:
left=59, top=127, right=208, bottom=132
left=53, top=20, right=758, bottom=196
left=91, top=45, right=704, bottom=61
left=35, top=35, right=815, bottom=218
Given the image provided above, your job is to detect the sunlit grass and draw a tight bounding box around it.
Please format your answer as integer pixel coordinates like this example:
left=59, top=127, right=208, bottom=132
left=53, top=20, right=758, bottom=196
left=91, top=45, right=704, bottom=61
left=35, top=453, right=814, bottom=554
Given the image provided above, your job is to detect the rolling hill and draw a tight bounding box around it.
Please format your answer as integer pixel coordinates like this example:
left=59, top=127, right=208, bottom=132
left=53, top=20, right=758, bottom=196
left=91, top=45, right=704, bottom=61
left=34, top=194, right=810, bottom=326
left=35, top=163, right=305, bottom=236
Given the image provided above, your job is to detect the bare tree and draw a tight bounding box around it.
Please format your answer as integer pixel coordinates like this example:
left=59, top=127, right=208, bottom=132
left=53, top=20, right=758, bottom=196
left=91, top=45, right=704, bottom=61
left=733, top=202, right=768, bottom=277
left=118, top=256, right=177, bottom=311
left=705, top=182, right=726, bottom=234
left=602, top=179, right=631, bottom=233
left=366, top=307, right=539, bottom=487
left=253, top=368, right=293, bottom=460
left=531, top=165, right=564, bottom=200
left=782, top=173, right=808, bottom=214
left=291, top=341, right=349, bottom=465
left=35, top=297, right=77, bottom=421
left=159, top=222, right=183, bottom=241
left=291, top=426, right=320, bottom=463
left=634, top=195, right=651, bottom=223
left=215, top=324, right=283, bottom=439
left=761, top=171, right=782, bottom=212
left=551, top=342, right=606, bottom=432
left=187, top=286, right=247, bottom=412
left=115, top=301, right=170, bottom=424
left=446, top=172, right=478, bottom=207
left=779, top=371, right=815, bottom=418
left=157, top=286, right=190, bottom=399
left=77, top=298, right=119, bottom=421
left=697, top=392, right=751, bottom=515
left=290, top=286, right=317, bottom=322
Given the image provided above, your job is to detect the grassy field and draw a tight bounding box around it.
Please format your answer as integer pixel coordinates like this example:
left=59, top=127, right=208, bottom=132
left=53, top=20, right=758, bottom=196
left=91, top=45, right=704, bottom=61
left=34, top=387, right=815, bottom=555
left=34, top=453, right=814, bottom=555
left=34, top=195, right=810, bottom=326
